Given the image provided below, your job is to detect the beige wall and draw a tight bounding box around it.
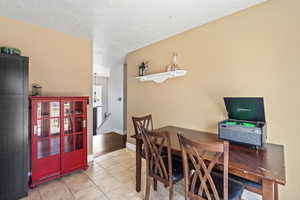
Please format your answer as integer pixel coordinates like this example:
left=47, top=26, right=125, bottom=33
left=0, top=16, right=93, bottom=154
left=127, top=0, right=300, bottom=198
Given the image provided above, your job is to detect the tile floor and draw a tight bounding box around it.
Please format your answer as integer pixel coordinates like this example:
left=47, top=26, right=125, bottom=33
left=21, top=148, right=260, bottom=200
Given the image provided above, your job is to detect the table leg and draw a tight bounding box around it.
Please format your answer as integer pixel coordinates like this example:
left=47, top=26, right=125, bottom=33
left=262, top=179, right=278, bottom=200
left=136, top=139, right=142, bottom=192
left=274, top=183, right=278, bottom=200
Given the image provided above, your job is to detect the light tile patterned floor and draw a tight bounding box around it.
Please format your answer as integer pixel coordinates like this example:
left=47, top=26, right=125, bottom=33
left=21, top=148, right=260, bottom=200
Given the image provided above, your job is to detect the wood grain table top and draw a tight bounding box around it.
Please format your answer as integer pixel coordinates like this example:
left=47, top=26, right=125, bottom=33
left=133, top=125, right=286, bottom=185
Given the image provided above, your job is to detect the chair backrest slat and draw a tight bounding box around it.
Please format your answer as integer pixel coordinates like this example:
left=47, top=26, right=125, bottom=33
left=132, top=115, right=154, bottom=158
left=132, top=115, right=153, bottom=135
left=178, top=134, right=229, bottom=200
left=141, top=129, right=173, bottom=185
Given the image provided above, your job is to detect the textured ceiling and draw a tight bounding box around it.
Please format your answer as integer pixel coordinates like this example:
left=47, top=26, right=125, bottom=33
left=0, top=0, right=266, bottom=72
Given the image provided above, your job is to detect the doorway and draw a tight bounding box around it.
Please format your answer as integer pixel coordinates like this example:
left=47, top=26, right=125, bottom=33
left=92, top=72, right=126, bottom=156
left=93, top=76, right=109, bottom=136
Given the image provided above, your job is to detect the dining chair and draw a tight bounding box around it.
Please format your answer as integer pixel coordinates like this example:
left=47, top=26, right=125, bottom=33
left=178, top=134, right=245, bottom=200
left=132, top=114, right=154, bottom=135
left=140, top=129, right=184, bottom=200
left=132, top=115, right=158, bottom=189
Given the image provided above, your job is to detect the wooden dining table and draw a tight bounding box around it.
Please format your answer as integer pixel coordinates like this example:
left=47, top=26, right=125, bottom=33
left=132, top=126, right=286, bottom=200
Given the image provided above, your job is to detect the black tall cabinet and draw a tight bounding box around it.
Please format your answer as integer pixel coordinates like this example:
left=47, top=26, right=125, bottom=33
left=0, top=55, right=29, bottom=200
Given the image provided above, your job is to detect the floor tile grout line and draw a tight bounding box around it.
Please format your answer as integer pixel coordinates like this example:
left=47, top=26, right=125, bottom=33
left=60, top=178, right=76, bottom=200
left=84, top=166, right=111, bottom=200
left=30, top=187, right=43, bottom=200
left=27, top=149, right=142, bottom=200
left=38, top=188, right=43, bottom=200
left=25, top=148, right=255, bottom=200
left=87, top=150, right=138, bottom=199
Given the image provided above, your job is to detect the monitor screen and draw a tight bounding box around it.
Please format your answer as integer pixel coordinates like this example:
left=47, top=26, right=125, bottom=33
left=224, top=97, right=265, bottom=122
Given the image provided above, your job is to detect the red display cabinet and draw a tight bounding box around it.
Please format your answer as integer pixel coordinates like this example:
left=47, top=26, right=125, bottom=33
left=29, top=96, right=89, bottom=188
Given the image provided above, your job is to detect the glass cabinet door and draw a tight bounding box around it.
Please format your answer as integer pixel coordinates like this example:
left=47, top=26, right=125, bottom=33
left=31, top=98, right=63, bottom=185
left=64, top=135, right=74, bottom=152
left=75, top=134, right=83, bottom=150
left=75, top=117, right=83, bottom=133
left=35, top=101, right=61, bottom=160
left=50, top=118, right=60, bottom=136
left=36, top=102, right=50, bottom=159
left=50, top=137, right=60, bottom=156
left=64, top=118, right=73, bottom=134
left=74, top=101, right=83, bottom=114
left=50, top=102, right=60, bottom=117
left=64, top=102, right=74, bottom=116
left=37, top=119, right=49, bottom=137
left=63, top=100, right=85, bottom=153
left=74, top=117, right=83, bottom=150
left=37, top=102, right=49, bottom=118
left=64, top=117, right=75, bottom=153
left=37, top=139, right=49, bottom=159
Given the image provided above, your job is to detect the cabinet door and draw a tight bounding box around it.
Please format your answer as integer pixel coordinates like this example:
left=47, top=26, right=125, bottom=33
left=31, top=100, right=61, bottom=182
left=0, top=96, right=27, bottom=199
left=61, top=99, right=87, bottom=173
left=0, top=55, right=28, bottom=199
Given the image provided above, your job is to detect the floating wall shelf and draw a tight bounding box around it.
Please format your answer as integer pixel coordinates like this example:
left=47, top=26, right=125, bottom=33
left=136, top=69, right=187, bottom=83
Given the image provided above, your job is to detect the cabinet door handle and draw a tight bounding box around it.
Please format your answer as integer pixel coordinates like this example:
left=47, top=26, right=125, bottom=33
left=33, top=125, right=37, bottom=135
left=83, top=120, right=86, bottom=128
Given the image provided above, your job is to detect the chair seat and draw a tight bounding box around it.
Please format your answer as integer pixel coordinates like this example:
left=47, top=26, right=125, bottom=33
left=192, top=172, right=245, bottom=200
left=213, top=168, right=262, bottom=190
left=159, top=155, right=184, bottom=182
left=142, top=145, right=169, bottom=158
left=229, top=174, right=262, bottom=190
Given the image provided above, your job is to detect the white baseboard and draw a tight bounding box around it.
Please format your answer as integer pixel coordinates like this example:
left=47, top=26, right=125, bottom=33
left=88, top=154, right=94, bottom=163
left=95, top=128, right=125, bottom=135
left=113, top=128, right=126, bottom=135
left=96, top=128, right=113, bottom=135
left=126, top=142, right=136, bottom=151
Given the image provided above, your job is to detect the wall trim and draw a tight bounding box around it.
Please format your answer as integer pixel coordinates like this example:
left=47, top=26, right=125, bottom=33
left=126, top=142, right=136, bottom=151
left=88, top=154, right=94, bottom=163
left=113, top=128, right=126, bottom=135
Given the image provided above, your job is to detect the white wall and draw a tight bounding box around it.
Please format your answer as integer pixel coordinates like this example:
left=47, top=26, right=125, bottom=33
left=94, top=65, right=124, bottom=134
left=109, top=65, right=124, bottom=134
left=93, top=42, right=125, bottom=134
left=93, top=49, right=110, bottom=77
